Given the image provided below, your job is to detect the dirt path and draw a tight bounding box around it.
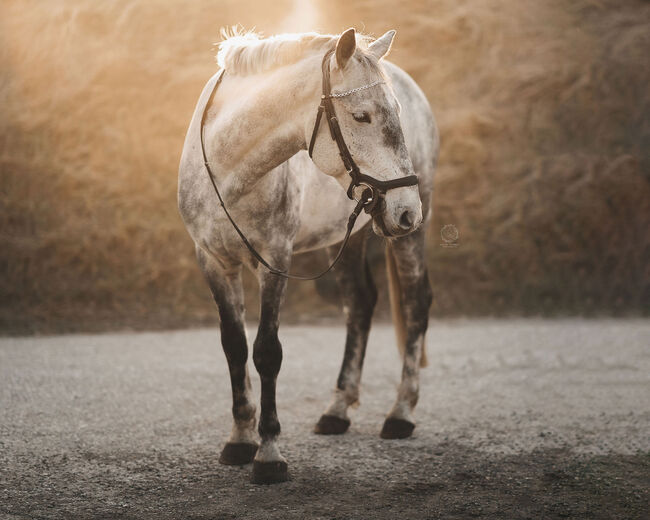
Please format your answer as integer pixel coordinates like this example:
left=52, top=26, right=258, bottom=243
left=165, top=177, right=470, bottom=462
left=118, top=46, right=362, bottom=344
left=1, top=319, right=648, bottom=519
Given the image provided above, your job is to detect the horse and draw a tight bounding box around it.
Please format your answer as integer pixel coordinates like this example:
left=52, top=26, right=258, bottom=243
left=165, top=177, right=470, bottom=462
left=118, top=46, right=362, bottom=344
left=178, top=27, right=439, bottom=484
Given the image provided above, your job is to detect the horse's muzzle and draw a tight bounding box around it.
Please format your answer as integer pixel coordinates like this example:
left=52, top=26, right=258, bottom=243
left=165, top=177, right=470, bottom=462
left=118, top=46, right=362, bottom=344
left=370, top=198, right=422, bottom=238
left=371, top=184, right=423, bottom=238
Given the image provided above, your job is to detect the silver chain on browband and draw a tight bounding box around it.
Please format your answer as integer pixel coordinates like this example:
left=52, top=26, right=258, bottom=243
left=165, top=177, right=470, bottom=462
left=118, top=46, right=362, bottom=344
left=327, top=79, right=385, bottom=98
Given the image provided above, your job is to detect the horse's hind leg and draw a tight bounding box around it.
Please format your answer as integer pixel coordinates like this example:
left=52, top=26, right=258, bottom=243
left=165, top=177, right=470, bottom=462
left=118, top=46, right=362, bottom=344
left=381, top=227, right=432, bottom=439
left=196, top=247, right=258, bottom=465
left=315, top=227, right=377, bottom=434
left=251, top=266, right=290, bottom=484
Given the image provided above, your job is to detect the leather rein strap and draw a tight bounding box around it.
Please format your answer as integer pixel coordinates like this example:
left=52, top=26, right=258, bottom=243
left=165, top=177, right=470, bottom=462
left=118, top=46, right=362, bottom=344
left=200, top=48, right=417, bottom=280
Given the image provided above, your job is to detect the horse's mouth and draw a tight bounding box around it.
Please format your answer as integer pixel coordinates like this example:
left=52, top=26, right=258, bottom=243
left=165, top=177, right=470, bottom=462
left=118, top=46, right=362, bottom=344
left=371, top=214, right=414, bottom=239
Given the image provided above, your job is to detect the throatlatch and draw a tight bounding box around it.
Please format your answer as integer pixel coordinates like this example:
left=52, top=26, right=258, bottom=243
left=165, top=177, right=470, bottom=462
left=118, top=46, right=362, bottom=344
left=200, top=47, right=418, bottom=280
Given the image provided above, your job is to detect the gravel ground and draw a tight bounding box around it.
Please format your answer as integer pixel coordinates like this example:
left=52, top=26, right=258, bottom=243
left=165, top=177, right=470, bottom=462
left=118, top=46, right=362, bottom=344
left=1, top=319, right=648, bottom=519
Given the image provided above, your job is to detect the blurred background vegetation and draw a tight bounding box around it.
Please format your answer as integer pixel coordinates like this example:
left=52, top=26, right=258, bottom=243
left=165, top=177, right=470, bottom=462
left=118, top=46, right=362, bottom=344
left=1, top=0, right=648, bottom=334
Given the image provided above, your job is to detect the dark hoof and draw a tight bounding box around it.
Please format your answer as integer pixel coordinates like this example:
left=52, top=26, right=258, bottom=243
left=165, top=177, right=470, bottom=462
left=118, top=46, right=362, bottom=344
left=219, top=442, right=258, bottom=465
left=314, top=414, right=350, bottom=435
left=251, top=460, right=289, bottom=484
left=380, top=418, right=415, bottom=439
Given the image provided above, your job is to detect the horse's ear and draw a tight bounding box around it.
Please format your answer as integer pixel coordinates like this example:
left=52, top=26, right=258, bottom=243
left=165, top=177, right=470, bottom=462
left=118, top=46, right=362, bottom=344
left=336, top=28, right=356, bottom=69
left=368, top=30, right=396, bottom=60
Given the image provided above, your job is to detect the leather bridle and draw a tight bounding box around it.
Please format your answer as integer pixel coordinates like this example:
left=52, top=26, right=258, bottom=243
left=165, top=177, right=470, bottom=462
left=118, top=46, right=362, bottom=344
left=199, top=48, right=418, bottom=280
left=308, top=49, right=418, bottom=215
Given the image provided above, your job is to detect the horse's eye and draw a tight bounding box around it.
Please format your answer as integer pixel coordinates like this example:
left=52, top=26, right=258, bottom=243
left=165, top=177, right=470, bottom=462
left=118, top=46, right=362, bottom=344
left=352, top=112, right=371, bottom=123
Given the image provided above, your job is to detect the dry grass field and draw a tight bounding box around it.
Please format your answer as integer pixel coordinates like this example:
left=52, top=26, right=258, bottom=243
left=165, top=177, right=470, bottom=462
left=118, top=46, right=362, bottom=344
left=1, top=0, right=649, bottom=333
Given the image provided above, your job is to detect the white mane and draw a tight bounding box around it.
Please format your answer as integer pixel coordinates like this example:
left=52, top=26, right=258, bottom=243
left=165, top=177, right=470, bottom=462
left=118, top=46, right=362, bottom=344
left=216, top=28, right=372, bottom=76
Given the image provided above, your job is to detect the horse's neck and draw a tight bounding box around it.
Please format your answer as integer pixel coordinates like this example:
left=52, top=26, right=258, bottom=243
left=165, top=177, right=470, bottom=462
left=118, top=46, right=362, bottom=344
left=204, top=57, right=321, bottom=199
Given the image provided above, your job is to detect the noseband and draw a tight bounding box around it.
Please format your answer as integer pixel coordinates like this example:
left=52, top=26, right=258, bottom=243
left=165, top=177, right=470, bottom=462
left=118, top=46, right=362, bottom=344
left=308, top=49, right=419, bottom=215
left=199, top=48, right=418, bottom=280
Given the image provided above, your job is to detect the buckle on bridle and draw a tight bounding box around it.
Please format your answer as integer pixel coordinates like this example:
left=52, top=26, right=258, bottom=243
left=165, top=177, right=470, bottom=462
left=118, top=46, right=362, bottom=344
left=349, top=182, right=381, bottom=215
left=350, top=182, right=372, bottom=203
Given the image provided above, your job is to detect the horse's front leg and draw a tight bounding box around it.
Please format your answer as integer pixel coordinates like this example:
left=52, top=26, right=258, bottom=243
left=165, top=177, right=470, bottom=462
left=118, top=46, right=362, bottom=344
left=196, top=247, right=258, bottom=464
left=315, top=227, right=377, bottom=434
left=381, top=228, right=433, bottom=439
left=251, top=266, right=290, bottom=484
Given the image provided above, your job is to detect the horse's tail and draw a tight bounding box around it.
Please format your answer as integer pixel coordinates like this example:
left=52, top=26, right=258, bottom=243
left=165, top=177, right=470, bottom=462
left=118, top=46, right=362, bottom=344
left=386, top=243, right=428, bottom=368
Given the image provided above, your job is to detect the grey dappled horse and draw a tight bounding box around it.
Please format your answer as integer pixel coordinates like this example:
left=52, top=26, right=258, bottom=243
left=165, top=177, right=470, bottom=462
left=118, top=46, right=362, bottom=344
left=178, top=28, right=438, bottom=484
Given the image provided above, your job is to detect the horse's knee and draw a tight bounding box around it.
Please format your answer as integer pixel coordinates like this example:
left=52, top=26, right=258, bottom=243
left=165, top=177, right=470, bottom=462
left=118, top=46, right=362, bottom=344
left=348, top=290, right=376, bottom=326
left=220, top=319, right=248, bottom=366
left=364, top=269, right=378, bottom=312
left=409, top=269, right=432, bottom=308
left=403, top=274, right=432, bottom=330
left=364, top=257, right=378, bottom=303
left=344, top=262, right=377, bottom=325
left=423, top=272, right=433, bottom=309
left=253, top=331, right=282, bottom=379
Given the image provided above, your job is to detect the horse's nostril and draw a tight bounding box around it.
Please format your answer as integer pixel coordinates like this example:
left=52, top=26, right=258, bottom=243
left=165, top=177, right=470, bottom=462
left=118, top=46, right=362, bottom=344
left=399, top=210, right=414, bottom=229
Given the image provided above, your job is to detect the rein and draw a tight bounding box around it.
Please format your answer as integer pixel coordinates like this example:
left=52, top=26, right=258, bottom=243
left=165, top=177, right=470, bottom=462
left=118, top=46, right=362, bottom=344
left=199, top=48, right=418, bottom=280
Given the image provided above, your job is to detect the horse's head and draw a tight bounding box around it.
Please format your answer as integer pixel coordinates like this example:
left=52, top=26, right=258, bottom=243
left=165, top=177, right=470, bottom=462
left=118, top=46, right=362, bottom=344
left=307, top=28, right=422, bottom=238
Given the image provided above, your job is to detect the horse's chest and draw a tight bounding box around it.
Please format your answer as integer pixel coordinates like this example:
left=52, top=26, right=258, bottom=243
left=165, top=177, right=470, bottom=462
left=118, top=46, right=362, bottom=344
left=292, top=164, right=371, bottom=253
